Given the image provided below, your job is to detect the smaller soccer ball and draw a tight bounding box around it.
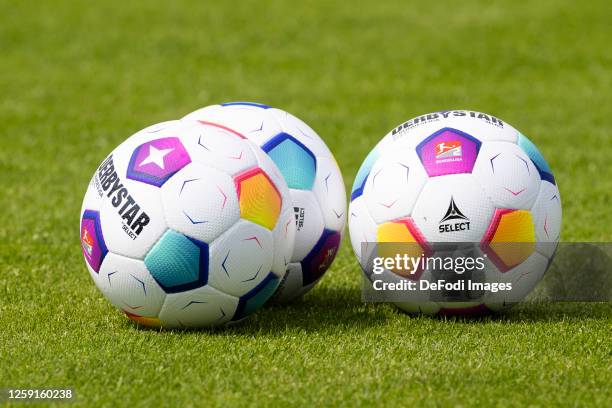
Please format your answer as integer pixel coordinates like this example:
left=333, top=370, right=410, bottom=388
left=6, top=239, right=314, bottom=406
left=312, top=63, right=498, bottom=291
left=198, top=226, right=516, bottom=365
left=80, top=120, right=295, bottom=328
left=182, top=102, right=347, bottom=302
left=349, top=110, right=562, bottom=315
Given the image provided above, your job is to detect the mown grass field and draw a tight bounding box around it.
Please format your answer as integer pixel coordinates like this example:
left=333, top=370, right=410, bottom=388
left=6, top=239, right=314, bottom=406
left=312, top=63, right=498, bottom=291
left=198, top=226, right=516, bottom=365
left=0, top=0, right=610, bottom=406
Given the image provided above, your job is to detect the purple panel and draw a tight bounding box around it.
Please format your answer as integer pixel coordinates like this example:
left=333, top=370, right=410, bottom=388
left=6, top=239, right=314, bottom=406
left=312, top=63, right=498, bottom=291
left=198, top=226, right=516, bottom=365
left=301, top=229, right=341, bottom=286
left=127, top=137, right=191, bottom=187
left=416, top=128, right=481, bottom=177
left=80, top=210, right=108, bottom=273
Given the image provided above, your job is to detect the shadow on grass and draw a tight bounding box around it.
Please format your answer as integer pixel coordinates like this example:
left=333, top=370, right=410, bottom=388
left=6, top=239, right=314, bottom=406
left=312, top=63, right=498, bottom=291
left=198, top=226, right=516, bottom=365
left=125, top=284, right=389, bottom=334
left=124, top=285, right=611, bottom=333
left=403, top=302, right=612, bottom=324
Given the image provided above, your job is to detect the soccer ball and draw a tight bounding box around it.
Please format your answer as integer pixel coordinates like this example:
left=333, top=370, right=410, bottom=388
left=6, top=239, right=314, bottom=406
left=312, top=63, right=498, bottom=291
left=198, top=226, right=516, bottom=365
left=80, top=120, right=295, bottom=328
left=182, top=102, right=347, bottom=302
left=349, top=110, right=562, bottom=315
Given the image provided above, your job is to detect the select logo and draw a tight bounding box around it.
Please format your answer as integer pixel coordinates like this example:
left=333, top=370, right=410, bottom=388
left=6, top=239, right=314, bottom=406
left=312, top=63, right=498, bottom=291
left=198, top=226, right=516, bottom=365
left=439, top=197, right=471, bottom=233
left=293, top=206, right=305, bottom=231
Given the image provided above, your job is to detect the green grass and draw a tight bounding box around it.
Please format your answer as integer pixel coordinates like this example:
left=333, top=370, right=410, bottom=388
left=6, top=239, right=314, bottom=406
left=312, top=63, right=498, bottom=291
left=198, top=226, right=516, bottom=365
left=1, top=0, right=611, bottom=406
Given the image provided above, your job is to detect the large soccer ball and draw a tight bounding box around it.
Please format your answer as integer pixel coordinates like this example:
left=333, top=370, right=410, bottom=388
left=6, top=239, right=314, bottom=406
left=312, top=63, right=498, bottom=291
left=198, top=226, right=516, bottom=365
left=182, top=102, right=347, bottom=302
left=80, top=120, right=295, bottom=328
left=349, top=110, right=562, bottom=315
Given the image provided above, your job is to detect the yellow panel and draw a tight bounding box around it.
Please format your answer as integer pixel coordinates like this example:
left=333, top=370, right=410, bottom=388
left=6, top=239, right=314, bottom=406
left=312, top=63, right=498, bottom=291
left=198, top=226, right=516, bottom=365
left=377, top=221, right=418, bottom=243
left=377, top=221, right=425, bottom=278
left=489, top=210, right=535, bottom=269
left=238, top=172, right=281, bottom=230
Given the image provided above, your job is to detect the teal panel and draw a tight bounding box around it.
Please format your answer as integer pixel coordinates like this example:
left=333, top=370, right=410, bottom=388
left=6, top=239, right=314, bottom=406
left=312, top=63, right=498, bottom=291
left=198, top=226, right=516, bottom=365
left=243, top=275, right=280, bottom=316
left=145, top=230, right=200, bottom=288
left=267, top=139, right=316, bottom=190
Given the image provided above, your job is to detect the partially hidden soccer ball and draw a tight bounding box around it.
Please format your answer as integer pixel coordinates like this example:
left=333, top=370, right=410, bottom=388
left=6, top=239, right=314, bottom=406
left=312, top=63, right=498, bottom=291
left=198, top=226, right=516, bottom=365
left=182, top=102, right=347, bottom=302
left=349, top=110, right=562, bottom=315
left=80, top=120, right=295, bottom=328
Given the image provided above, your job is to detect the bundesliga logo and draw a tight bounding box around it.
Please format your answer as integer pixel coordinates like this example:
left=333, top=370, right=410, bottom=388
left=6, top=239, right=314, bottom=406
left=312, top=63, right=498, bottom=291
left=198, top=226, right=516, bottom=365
left=435, top=141, right=462, bottom=163
left=81, top=228, right=94, bottom=257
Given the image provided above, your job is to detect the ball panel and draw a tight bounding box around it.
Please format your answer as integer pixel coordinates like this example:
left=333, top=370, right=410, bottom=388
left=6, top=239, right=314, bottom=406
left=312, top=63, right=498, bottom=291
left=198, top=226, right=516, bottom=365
left=363, top=148, right=428, bottom=224
left=80, top=209, right=108, bottom=273
left=234, top=167, right=282, bottom=231
left=232, top=272, right=281, bottom=321
left=300, top=229, right=341, bottom=286
left=411, top=174, right=496, bottom=242
left=472, top=142, right=541, bottom=210
left=97, top=252, right=166, bottom=318
left=517, top=132, right=555, bottom=184
left=531, top=181, right=562, bottom=258
left=262, top=133, right=317, bottom=190
left=160, top=163, right=240, bottom=244
left=144, top=230, right=209, bottom=293
left=267, top=108, right=333, bottom=158
left=207, top=220, right=274, bottom=297
left=312, top=156, right=347, bottom=232
left=415, top=127, right=481, bottom=178
left=125, top=136, right=191, bottom=187
left=271, top=203, right=297, bottom=276
left=158, top=285, right=238, bottom=328
left=182, top=121, right=258, bottom=176
left=289, top=190, right=325, bottom=262
left=481, top=209, right=536, bottom=272
left=348, top=196, right=378, bottom=264
left=183, top=104, right=283, bottom=147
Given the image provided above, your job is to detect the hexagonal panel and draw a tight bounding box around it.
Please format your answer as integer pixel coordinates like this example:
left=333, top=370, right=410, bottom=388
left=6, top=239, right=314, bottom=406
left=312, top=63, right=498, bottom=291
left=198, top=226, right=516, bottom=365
left=208, top=220, right=274, bottom=297
left=300, top=229, right=342, bottom=286
left=517, top=132, right=555, bottom=185
left=472, top=142, right=541, bottom=210
left=376, top=217, right=432, bottom=280
left=158, top=285, right=238, bottom=328
left=126, top=137, right=191, bottom=187
left=416, top=127, right=482, bottom=177
left=234, top=167, right=282, bottom=230
left=351, top=145, right=381, bottom=202
left=97, top=252, right=166, bottom=318
left=363, top=147, right=428, bottom=224
left=262, top=133, right=317, bottom=191
left=80, top=210, right=108, bottom=273
left=411, top=174, right=495, bottom=242
left=161, top=163, right=240, bottom=244
left=481, top=209, right=536, bottom=272
left=144, top=230, right=209, bottom=293
left=232, top=272, right=280, bottom=321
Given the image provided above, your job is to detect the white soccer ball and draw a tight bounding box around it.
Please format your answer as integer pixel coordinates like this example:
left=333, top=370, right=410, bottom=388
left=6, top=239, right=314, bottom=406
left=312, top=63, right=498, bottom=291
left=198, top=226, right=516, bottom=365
left=80, top=120, right=295, bottom=328
left=349, top=110, right=562, bottom=315
left=182, top=102, right=347, bottom=302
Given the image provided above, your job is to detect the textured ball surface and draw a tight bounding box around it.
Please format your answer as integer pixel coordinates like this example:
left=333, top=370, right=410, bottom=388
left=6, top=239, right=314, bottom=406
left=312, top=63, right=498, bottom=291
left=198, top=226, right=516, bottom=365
left=80, top=120, right=295, bottom=328
left=182, top=102, right=347, bottom=302
left=349, top=110, right=562, bottom=315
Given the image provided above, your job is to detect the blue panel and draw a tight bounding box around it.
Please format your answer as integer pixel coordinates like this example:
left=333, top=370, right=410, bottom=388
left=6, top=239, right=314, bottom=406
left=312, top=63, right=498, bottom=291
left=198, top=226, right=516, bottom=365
left=145, top=230, right=209, bottom=293
left=221, top=101, right=271, bottom=109
left=350, top=145, right=380, bottom=201
left=517, top=133, right=555, bottom=185
left=232, top=272, right=280, bottom=321
left=262, top=133, right=316, bottom=190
